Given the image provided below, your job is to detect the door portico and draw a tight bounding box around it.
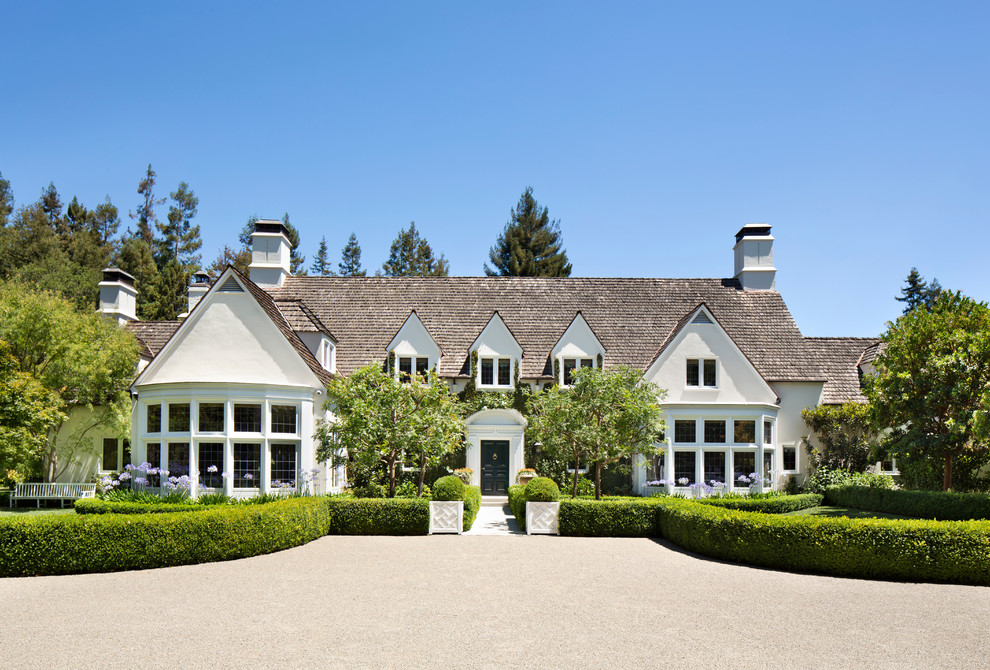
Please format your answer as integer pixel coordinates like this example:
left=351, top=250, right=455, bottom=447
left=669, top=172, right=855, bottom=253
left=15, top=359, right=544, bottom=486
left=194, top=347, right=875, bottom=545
left=464, top=409, right=527, bottom=495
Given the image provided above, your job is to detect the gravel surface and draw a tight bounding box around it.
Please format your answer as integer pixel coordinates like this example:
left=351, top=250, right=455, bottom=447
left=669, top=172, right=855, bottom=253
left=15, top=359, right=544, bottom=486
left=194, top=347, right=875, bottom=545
left=1, top=535, right=987, bottom=669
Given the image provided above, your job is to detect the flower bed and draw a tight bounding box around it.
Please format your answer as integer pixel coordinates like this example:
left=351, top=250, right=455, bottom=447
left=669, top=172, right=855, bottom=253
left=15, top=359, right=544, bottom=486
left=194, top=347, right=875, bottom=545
left=824, top=485, right=990, bottom=521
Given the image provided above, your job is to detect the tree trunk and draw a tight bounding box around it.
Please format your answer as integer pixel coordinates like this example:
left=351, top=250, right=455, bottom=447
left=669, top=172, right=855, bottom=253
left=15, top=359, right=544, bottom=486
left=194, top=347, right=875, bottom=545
left=943, top=453, right=953, bottom=492
left=388, top=459, right=396, bottom=498
left=595, top=462, right=602, bottom=500
left=572, top=457, right=580, bottom=498
left=417, top=454, right=427, bottom=497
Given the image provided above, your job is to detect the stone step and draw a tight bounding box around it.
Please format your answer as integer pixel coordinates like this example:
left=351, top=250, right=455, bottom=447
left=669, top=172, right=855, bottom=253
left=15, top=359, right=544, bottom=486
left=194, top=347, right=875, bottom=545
left=481, top=496, right=508, bottom=507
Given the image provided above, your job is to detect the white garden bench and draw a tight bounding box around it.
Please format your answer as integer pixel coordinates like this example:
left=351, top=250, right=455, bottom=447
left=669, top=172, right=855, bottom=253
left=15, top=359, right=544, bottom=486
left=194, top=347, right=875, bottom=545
left=9, top=483, right=97, bottom=508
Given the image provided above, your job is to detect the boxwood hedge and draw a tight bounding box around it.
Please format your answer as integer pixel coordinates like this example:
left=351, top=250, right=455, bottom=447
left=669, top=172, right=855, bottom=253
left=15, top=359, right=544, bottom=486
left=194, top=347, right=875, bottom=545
left=697, top=493, right=822, bottom=514
left=326, top=497, right=429, bottom=535
left=824, top=485, right=990, bottom=521
left=559, top=499, right=660, bottom=537
left=655, top=498, right=990, bottom=585
left=463, top=486, right=482, bottom=532
left=74, top=499, right=209, bottom=515
left=508, top=485, right=527, bottom=531
left=0, top=497, right=332, bottom=577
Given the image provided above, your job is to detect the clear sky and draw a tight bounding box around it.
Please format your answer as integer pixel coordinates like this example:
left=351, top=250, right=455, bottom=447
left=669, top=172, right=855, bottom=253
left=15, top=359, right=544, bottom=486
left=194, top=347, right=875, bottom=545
left=2, top=1, right=987, bottom=337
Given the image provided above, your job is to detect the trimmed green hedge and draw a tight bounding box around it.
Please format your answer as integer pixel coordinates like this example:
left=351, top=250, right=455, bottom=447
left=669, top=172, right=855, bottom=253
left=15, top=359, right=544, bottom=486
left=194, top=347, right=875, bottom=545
left=75, top=499, right=208, bottom=515
left=463, top=486, right=481, bottom=531
left=432, top=475, right=465, bottom=501
left=825, top=485, right=990, bottom=521
left=508, top=485, right=526, bottom=531
left=0, top=497, right=331, bottom=577
left=559, top=499, right=660, bottom=537
left=698, top=493, right=823, bottom=514
left=327, top=497, right=429, bottom=535
left=655, top=498, right=990, bottom=585
left=525, top=477, right=560, bottom=502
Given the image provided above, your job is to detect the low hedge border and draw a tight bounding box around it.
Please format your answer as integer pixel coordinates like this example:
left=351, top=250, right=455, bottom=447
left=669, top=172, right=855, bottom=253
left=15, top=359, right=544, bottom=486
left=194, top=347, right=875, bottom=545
left=0, top=497, right=331, bottom=577
left=655, top=498, right=990, bottom=586
left=327, top=497, right=429, bottom=535
left=824, top=485, right=990, bottom=521
left=463, top=486, right=482, bottom=532
left=508, top=485, right=527, bottom=531
left=74, top=499, right=208, bottom=515
left=559, top=499, right=661, bottom=537
left=697, top=493, right=822, bottom=514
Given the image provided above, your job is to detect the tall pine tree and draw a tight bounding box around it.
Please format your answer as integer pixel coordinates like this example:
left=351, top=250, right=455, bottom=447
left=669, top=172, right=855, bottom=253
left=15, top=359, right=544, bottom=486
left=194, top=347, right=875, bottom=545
left=485, top=187, right=572, bottom=277
left=311, top=236, right=334, bottom=276
left=338, top=233, right=366, bottom=276
left=129, top=165, right=165, bottom=248
left=158, top=181, right=201, bottom=269
left=0, top=171, right=13, bottom=226
left=380, top=222, right=449, bottom=277
left=896, top=267, right=942, bottom=314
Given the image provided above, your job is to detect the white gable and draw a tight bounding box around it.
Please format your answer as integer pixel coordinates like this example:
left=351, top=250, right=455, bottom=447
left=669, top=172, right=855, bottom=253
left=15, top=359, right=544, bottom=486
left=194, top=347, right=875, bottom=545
left=552, top=312, right=604, bottom=360
left=644, top=306, right=778, bottom=406
left=470, top=312, right=523, bottom=359
left=134, top=273, right=321, bottom=389
left=386, top=311, right=442, bottom=364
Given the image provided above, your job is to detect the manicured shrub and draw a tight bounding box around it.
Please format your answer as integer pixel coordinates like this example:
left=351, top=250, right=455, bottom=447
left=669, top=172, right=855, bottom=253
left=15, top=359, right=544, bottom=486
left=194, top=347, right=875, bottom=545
left=559, top=499, right=660, bottom=537
left=654, top=498, right=990, bottom=586
left=698, top=493, right=822, bottom=514
left=508, top=485, right=527, bottom=531
left=824, top=485, right=990, bottom=520
left=0, top=497, right=332, bottom=577
left=803, top=467, right=895, bottom=494
left=326, top=497, right=429, bottom=535
left=74, top=499, right=207, bottom=515
left=432, top=475, right=466, bottom=501
left=463, top=485, right=482, bottom=531
left=525, top=477, right=560, bottom=502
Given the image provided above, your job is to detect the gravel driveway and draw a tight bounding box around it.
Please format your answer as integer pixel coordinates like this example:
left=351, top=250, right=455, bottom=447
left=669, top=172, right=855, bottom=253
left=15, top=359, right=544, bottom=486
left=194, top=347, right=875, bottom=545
left=1, top=535, right=987, bottom=669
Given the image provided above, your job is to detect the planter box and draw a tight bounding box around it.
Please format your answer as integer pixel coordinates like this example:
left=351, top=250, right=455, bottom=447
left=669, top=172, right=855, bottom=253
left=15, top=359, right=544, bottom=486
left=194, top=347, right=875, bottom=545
left=429, top=500, right=463, bottom=535
left=526, top=501, right=559, bottom=535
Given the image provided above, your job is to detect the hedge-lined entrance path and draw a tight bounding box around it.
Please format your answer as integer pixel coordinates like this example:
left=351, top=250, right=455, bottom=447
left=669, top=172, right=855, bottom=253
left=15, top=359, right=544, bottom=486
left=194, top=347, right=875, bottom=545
left=465, top=498, right=523, bottom=535
left=2, top=535, right=988, bottom=669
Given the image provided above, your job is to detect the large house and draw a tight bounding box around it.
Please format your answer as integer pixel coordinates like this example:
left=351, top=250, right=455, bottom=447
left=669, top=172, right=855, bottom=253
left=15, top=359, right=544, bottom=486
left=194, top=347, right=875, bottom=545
left=79, top=222, right=878, bottom=497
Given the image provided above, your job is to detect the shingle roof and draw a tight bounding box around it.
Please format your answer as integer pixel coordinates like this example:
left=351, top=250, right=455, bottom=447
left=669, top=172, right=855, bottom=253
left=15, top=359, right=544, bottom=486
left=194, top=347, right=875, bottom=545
left=803, top=337, right=880, bottom=404
left=127, top=321, right=181, bottom=357
left=274, top=300, right=337, bottom=340
left=266, top=276, right=825, bottom=383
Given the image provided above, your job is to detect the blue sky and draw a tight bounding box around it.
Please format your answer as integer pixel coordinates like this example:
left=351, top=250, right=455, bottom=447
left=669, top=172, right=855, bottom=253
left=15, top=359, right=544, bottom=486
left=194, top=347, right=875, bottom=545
left=2, top=1, right=987, bottom=336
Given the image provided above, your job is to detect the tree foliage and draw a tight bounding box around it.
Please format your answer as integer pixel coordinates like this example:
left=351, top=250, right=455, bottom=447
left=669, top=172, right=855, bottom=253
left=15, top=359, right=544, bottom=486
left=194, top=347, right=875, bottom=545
left=338, top=232, right=366, bottom=276
left=129, top=164, right=165, bottom=248
left=207, top=244, right=251, bottom=276
left=485, top=187, right=572, bottom=277
left=0, top=280, right=138, bottom=481
left=866, top=291, right=990, bottom=491
left=896, top=267, right=942, bottom=314
left=316, top=365, right=462, bottom=498
left=528, top=366, right=665, bottom=499
left=311, top=236, right=334, bottom=276
left=0, top=171, right=13, bottom=226
left=802, top=401, right=875, bottom=472
left=380, top=222, right=449, bottom=277
left=158, top=181, right=201, bottom=269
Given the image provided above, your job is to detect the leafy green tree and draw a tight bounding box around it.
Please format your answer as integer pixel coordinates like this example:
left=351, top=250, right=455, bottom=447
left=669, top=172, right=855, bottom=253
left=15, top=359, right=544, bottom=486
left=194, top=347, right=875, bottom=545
left=0, top=171, right=13, bottom=226
left=130, top=164, right=165, bottom=248
left=485, top=187, right=572, bottom=277
left=316, top=364, right=462, bottom=497
left=338, top=232, right=366, bottom=276
left=802, top=401, right=875, bottom=472
left=158, top=182, right=201, bottom=269
left=116, top=236, right=159, bottom=317
left=90, top=196, right=121, bottom=248
left=40, top=182, right=64, bottom=231
left=143, top=258, right=188, bottom=321
left=380, top=222, right=449, bottom=277
left=0, top=280, right=138, bottom=481
left=528, top=366, right=665, bottom=499
left=207, top=245, right=251, bottom=276
left=311, top=236, right=334, bottom=276
left=866, top=291, right=990, bottom=491
left=896, top=267, right=942, bottom=314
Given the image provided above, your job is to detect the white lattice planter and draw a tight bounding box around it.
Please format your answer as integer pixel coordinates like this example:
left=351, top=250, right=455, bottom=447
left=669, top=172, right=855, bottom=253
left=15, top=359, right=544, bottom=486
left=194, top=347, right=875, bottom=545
left=429, top=500, right=463, bottom=535
left=526, top=501, right=559, bottom=535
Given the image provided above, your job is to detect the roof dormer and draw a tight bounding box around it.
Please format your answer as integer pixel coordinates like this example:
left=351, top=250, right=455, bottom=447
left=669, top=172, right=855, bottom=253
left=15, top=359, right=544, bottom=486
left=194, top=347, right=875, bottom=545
left=469, top=312, right=523, bottom=389
left=386, top=311, right=442, bottom=380
left=551, top=312, right=605, bottom=386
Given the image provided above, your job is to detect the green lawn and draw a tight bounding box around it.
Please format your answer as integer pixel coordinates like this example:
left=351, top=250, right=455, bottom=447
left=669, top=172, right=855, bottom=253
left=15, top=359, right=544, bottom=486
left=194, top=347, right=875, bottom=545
left=0, top=507, right=76, bottom=517
left=782, top=505, right=913, bottom=520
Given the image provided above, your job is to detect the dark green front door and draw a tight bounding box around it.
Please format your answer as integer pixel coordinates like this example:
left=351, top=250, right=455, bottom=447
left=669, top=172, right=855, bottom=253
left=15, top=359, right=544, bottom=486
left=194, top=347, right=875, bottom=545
left=480, top=440, right=509, bottom=495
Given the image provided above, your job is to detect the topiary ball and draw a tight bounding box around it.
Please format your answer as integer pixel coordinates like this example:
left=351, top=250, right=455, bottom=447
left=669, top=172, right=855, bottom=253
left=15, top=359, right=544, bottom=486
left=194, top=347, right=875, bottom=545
left=525, top=476, right=560, bottom=502
left=432, top=475, right=466, bottom=501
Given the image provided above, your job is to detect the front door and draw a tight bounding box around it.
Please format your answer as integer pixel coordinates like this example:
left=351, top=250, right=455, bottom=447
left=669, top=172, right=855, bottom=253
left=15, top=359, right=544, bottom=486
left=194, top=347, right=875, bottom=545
left=480, top=440, right=509, bottom=495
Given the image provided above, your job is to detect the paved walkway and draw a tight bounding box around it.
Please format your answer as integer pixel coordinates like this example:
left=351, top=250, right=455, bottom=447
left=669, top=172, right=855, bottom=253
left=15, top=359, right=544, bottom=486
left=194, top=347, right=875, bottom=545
left=465, top=498, right=523, bottom=535
left=1, top=535, right=988, bottom=669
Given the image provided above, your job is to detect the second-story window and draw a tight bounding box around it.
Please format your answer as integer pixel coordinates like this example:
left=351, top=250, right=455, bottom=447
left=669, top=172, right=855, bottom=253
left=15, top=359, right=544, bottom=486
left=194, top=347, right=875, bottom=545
left=562, top=358, right=594, bottom=385
left=686, top=359, right=717, bottom=387
left=480, top=357, right=512, bottom=387
left=398, top=356, right=430, bottom=381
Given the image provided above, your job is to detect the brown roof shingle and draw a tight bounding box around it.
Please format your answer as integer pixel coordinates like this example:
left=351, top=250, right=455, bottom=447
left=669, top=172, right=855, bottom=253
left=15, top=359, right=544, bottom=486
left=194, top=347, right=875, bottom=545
left=127, top=321, right=181, bottom=357
left=803, top=337, right=880, bottom=404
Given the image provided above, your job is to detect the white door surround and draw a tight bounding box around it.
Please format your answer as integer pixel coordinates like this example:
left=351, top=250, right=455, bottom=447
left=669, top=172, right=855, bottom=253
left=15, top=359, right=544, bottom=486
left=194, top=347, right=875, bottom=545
left=464, top=409, right=527, bottom=493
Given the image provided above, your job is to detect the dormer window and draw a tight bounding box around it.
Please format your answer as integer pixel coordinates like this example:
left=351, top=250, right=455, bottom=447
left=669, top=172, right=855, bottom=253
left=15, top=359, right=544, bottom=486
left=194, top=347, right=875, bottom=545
left=562, top=358, right=594, bottom=386
left=686, top=359, right=717, bottom=387
left=398, top=356, right=429, bottom=381
left=480, top=357, right=512, bottom=387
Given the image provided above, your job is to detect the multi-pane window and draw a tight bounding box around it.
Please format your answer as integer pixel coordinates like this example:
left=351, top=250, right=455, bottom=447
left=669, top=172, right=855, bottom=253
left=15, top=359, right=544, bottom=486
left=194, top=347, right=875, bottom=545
left=271, top=405, right=297, bottom=434
left=674, top=420, right=696, bottom=443
left=234, top=404, right=261, bottom=432
left=734, top=452, right=756, bottom=486
left=168, top=403, right=190, bottom=432
left=686, top=359, right=717, bottom=387
left=167, top=442, right=189, bottom=477
left=704, top=451, right=726, bottom=484
left=733, top=420, right=756, bottom=444
left=147, top=404, right=161, bottom=433
left=674, top=451, right=696, bottom=485
left=198, top=442, right=224, bottom=488
left=415, top=358, right=429, bottom=376
left=199, top=403, right=225, bottom=432
left=782, top=446, right=797, bottom=471
left=480, top=357, right=512, bottom=386
left=763, top=451, right=774, bottom=482
left=562, top=358, right=595, bottom=385
left=146, top=443, right=161, bottom=487
left=234, top=443, right=260, bottom=488
left=103, top=438, right=118, bottom=471
left=271, top=443, right=297, bottom=487
left=398, top=356, right=430, bottom=381
left=704, top=420, right=726, bottom=444
left=763, top=420, right=774, bottom=446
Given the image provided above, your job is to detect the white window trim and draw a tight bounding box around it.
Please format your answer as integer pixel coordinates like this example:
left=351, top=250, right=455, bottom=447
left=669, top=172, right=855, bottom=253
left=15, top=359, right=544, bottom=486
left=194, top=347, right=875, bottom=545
left=559, top=355, right=596, bottom=387
left=685, top=358, right=719, bottom=389
left=781, top=443, right=799, bottom=473
left=478, top=356, right=514, bottom=389
left=395, top=354, right=431, bottom=381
